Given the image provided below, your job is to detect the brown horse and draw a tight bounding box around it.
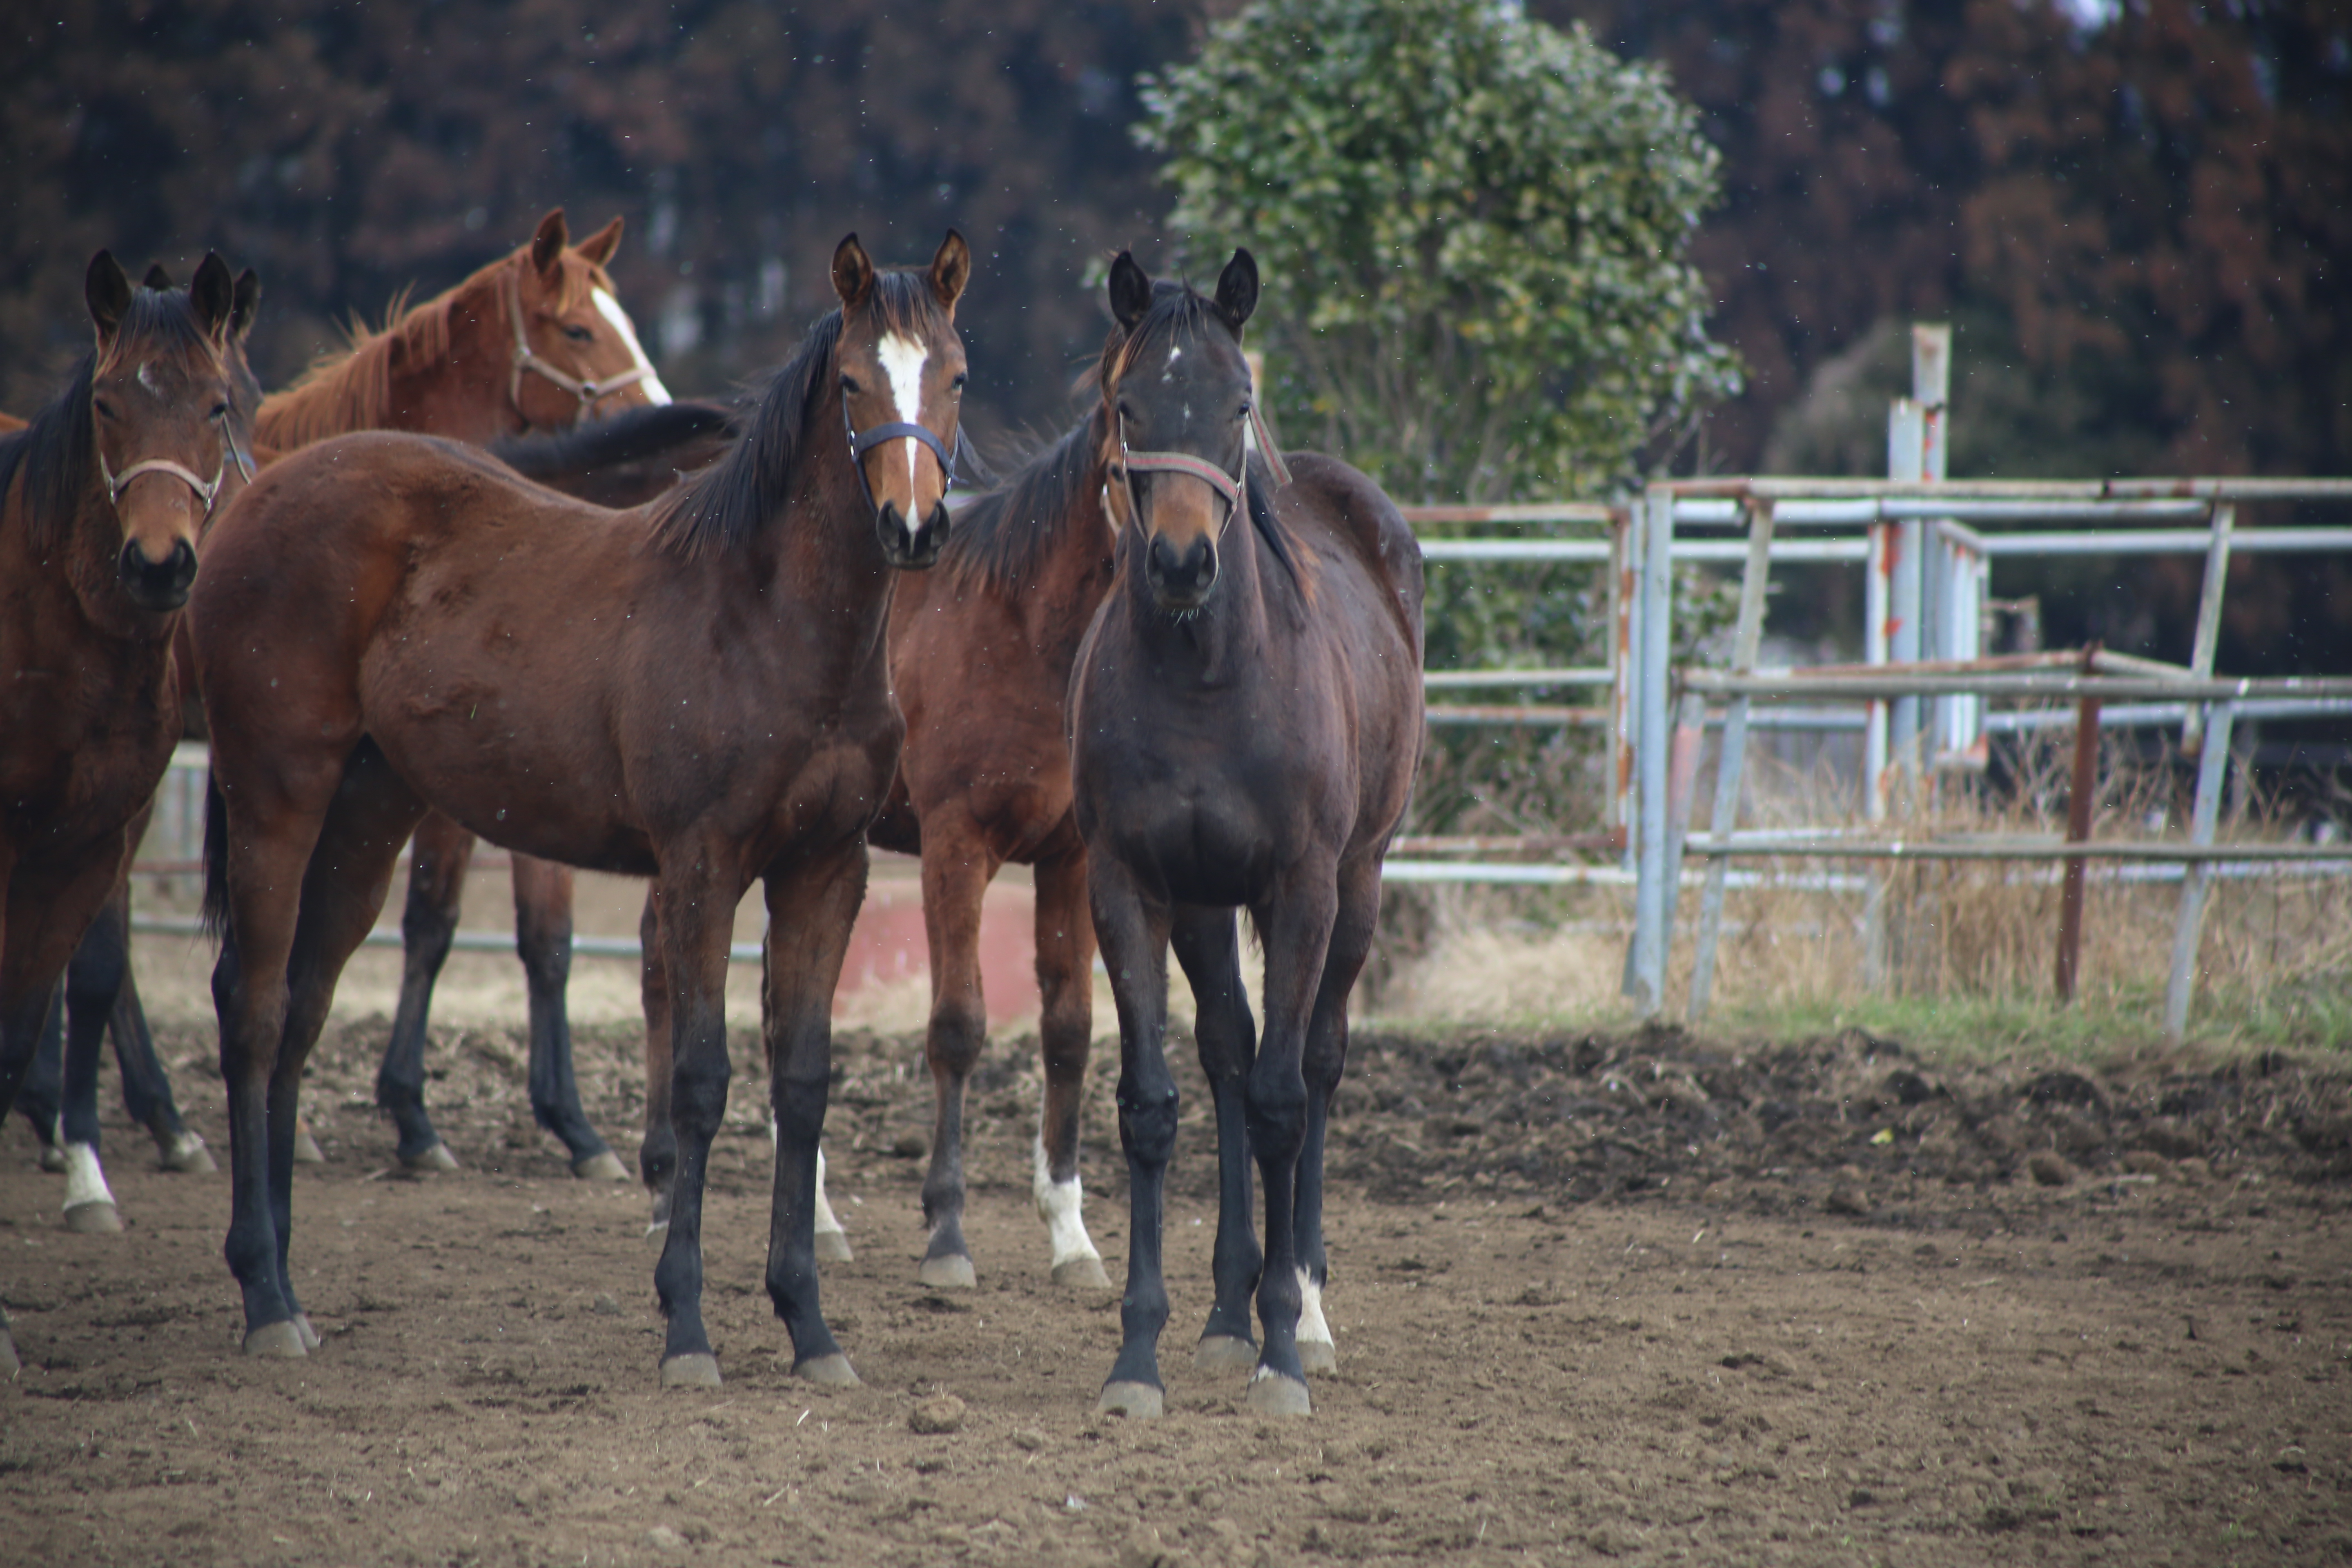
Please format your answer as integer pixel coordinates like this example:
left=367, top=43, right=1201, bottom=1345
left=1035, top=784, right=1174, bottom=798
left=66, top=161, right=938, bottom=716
left=1070, top=252, right=1424, bottom=1418
left=0, top=251, right=261, bottom=1373
left=194, top=232, right=971, bottom=1379
left=864, top=406, right=1120, bottom=1291
left=22, top=211, right=667, bottom=1213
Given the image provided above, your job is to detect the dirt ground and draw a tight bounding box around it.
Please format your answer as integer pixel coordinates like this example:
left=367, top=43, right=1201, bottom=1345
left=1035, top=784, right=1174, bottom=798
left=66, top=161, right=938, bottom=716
left=4, top=1003, right=2350, bottom=1566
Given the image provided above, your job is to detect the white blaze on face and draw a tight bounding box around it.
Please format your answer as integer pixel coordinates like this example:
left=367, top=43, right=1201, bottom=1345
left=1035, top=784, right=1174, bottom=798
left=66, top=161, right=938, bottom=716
left=591, top=288, right=673, bottom=405
left=1032, top=1135, right=1101, bottom=1270
left=876, top=332, right=931, bottom=495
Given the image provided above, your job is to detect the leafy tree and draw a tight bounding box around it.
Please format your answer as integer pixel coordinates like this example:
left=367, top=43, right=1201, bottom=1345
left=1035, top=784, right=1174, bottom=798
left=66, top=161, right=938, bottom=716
left=1140, top=0, right=1740, bottom=506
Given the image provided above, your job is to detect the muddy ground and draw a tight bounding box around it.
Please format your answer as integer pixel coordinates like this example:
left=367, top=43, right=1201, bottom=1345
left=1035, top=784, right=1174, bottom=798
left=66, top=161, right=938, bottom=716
left=3, top=1013, right=2349, bottom=1566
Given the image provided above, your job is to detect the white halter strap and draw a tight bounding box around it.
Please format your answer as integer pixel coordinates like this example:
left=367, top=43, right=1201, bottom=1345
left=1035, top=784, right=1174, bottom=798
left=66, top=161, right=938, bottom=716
left=505, top=264, right=653, bottom=422
left=100, top=452, right=226, bottom=517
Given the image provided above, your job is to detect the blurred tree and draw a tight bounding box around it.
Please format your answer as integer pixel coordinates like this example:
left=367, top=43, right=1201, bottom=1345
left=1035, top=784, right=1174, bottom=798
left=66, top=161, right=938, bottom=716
left=0, top=0, right=1198, bottom=439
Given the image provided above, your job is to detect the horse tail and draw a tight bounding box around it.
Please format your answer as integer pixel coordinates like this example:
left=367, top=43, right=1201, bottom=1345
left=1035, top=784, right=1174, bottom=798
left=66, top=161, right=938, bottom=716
left=200, top=772, right=232, bottom=942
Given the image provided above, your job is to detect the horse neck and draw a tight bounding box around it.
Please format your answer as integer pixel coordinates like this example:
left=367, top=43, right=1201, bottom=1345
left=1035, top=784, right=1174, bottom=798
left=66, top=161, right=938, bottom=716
left=385, top=281, right=521, bottom=443
left=757, top=423, right=902, bottom=673
left=1116, top=500, right=1275, bottom=688
left=1026, top=463, right=1120, bottom=663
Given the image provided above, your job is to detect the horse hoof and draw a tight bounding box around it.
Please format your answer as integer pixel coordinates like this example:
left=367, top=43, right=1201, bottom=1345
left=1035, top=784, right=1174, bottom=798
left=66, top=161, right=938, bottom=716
left=1194, top=1335, right=1258, bottom=1376
left=160, top=1134, right=216, bottom=1174
left=1097, top=1380, right=1164, bottom=1419
left=38, top=1145, right=65, bottom=1174
left=659, top=1354, right=723, bottom=1389
left=292, top=1129, right=327, bottom=1165
left=813, top=1229, right=854, bottom=1264
left=1246, top=1370, right=1312, bottom=1418
left=243, top=1321, right=308, bottom=1359
left=918, top=1254, right=976, bottom=1290
left=795, top=1352, right=860, bottom=1387
left=573, top=1150, right=630, bottom=1182
left=63, top=1201, right=121, bottom=1235
left=401, top=1143, right=459, bottom=1174
left=1052, top=1255, right=1113, bottom=1291
left=293, top=1314, right=322, bottom=1352
left=1300, top=1338, right=1338, bottom=1375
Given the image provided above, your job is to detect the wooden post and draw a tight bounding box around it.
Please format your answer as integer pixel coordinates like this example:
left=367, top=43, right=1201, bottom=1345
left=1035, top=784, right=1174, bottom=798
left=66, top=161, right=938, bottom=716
left=2054, top=692, right=2102, bottom=1003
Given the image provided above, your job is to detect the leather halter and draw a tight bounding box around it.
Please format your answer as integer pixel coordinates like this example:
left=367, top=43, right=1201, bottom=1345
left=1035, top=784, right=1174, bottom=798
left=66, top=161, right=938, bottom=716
left=505, top=264, right=655, bottom=423
left=844, top=401, right=958, bottom=514
left=99, top=450, right=231, bottom=518
left=1114, top=402, right=1291, bottom=537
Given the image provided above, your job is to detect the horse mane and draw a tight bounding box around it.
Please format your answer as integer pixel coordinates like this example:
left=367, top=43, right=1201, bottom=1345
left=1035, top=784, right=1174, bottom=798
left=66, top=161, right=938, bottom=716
left=940, top=408, right=1107, bottom=596
left=0, top=287, right=218, bottom=552
left=255, top=249, right=614, bottom=448
left=1102, top=278, right=1305, bottom=593
left=648, top=271, right=949, bottom=557
left=488, top=399, right=741, bottom=480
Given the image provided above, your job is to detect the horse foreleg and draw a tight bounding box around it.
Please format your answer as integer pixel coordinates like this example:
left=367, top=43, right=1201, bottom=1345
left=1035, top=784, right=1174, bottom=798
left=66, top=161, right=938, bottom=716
left=1292, top=856, right=1381, bottom=1378
left=1031, top=849, right=1109, bottom=1289
left=1090, top=858, right=1176, bottom=1418
left=915, top=827, right=998, bottom=1289
left=1172, top=906, right=1262, bottom=1372
left=637, top=886, right=676, bottom=1230
left=648, top=859, right=740, bottom=1388
left=1242, top=871, right=1339, bottom=1418
left=58, top=895, right=131, bottom=1233
left=512, top=854, right=621, bottom=1178
left=16, top=988, right=63, bottom=1167
left=377, top=812, right=472, bottom=1171
left=759, top=842, right=865, bottom=1385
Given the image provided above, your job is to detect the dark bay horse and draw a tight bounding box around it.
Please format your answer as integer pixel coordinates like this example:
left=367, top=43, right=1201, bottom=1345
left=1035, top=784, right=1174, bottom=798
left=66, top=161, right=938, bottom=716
left=0, top=251, right=260, bottom=1372
left=863, top=405, right=1121, bottom=1290
left=193, top=233, right=970, bottom=1379
left=21, top=210, right=670, bottom=1200
left=1069, top=252, right=1424, bottom=1418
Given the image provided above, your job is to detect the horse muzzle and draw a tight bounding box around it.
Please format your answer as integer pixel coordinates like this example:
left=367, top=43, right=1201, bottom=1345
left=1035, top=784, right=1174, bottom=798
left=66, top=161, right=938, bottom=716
left=877, top=498, right=950, bottom=569
left=118, top=536, right=199, bottom=612
left=1147, top=531, right=1217, bottom=611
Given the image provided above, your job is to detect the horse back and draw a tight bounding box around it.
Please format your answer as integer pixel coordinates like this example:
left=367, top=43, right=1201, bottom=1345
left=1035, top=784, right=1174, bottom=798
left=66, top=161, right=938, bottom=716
left=1272, top=452, right=1425, bottom=663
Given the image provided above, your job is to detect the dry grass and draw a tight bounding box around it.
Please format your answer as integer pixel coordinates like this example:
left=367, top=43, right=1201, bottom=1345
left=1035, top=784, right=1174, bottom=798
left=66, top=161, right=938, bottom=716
left=1371, top=727, right=2352, bottom=1058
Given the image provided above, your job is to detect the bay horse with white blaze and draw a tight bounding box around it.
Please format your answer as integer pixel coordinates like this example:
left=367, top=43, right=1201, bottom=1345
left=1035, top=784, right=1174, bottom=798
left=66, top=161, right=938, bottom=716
left=194, top=233, right=970, bottom=1379
left=1070, top=252, right=1424, bottom=1418
left=0, top=251, right=261, bottom=1372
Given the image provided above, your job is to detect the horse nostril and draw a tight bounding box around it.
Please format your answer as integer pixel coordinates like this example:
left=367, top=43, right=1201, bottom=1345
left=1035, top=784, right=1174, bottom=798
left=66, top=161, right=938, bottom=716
left=167, top=537, right=198, bottom=589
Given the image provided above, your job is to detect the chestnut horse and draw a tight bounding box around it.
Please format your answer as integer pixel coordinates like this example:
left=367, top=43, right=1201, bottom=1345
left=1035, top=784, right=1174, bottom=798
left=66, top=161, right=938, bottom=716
left=194, top=233, right=970, bottom=1379
left=0, top=251, right=261, bottom=1373
left=863, top=405, right=1121, bottom=1291
left=19, top=210, right=669, bottom=1205
left=1069, top=252, right=1423, bottom=1418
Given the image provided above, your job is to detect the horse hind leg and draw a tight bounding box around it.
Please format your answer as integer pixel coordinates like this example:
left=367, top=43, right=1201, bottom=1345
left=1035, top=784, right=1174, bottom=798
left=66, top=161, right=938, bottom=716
left=108, top=933, right=214, bottom=1173
left=1031, top=850, right=1109, bottom=1290
left=17, top=987, right=65, bottom=1169
left=914, top=832, right=998, bottom=1290
left=375, top=811, right=472, bottom=1172
left=1290, top=858, right=1381, bottom=1378
left=512, top=854, right=625, bottom=1179
left=1172, top=906, right=1261, bottom=1372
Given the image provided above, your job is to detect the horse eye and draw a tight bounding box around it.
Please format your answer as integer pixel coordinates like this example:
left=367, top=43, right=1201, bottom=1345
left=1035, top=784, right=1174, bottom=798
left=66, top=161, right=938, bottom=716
left=93, top=396, right=118, bottom=420
left=210, top=401, right=230, bottom=421
left=563, top=324, right=595, bottom=344
left=1237, top=402, right=1252, bottom=421
left=951, top=372, right=968, bottom=392
left=840, top=374, right=862, bottom=395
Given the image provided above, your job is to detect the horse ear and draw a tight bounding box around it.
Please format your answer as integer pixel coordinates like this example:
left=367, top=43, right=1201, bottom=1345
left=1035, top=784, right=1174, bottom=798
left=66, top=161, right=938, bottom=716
left=530, top=209, right=569, bottom=280
left=230, top=268, right=264, bottom=344
left=1107, top=251, right=1152, bottom=331
left=1214, top=249, right=1259, bottom=335
left=86, top=250, right=133, bottom=341
left=928, top=229, right=971, bottom=315
left=575, top=216, right=624, bottom=268
left=190, top=253, right=236, bottom=342
left=831, top=234, right=875, bottom=310
left=143, top=263, right=174, bottom=291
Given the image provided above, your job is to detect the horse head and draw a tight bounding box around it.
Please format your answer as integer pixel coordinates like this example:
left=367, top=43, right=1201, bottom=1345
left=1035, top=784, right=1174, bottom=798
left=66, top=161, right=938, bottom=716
left=830, top=230, right=971, bottom=569
left=85, top=249, right=257, bottom=612
left=504, top=208, right=670, bottom=428
left=1100, top=249, right=1260, bottom=612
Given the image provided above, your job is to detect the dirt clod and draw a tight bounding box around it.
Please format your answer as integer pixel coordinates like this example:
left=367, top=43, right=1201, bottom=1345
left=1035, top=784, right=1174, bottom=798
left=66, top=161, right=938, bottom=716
left=909, top=1393, right=967, bottom=1434
left=2027, top=1152, right=2074, bottom=1187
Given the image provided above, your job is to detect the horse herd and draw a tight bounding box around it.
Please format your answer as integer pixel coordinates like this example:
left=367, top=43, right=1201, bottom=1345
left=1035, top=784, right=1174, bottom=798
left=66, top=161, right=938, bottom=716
left=0, top=214, right=1425, bottom=1421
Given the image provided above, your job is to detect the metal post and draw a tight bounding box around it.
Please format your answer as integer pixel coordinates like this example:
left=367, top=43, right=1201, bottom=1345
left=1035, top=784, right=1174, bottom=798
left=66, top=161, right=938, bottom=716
left=1887, top=399, right=1926, bottom=793
left=1914, top=326, right=1951, bottom=775
left=1864, top=521, right=1891, bottom=822
left=2181, top=504, right=2235, bottom=758
left=2054, top=693, right=2103, bottom=1002
left=1609, top=504, right=1637, bottom=855
left=1689, top=498, right=1778, bottom=1022
left=1624, top=484, right=1676, bottom=1013
left=1658, top=690, right=1707, bottom=944
left=2164, top=700, right=2238, bottom=1042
